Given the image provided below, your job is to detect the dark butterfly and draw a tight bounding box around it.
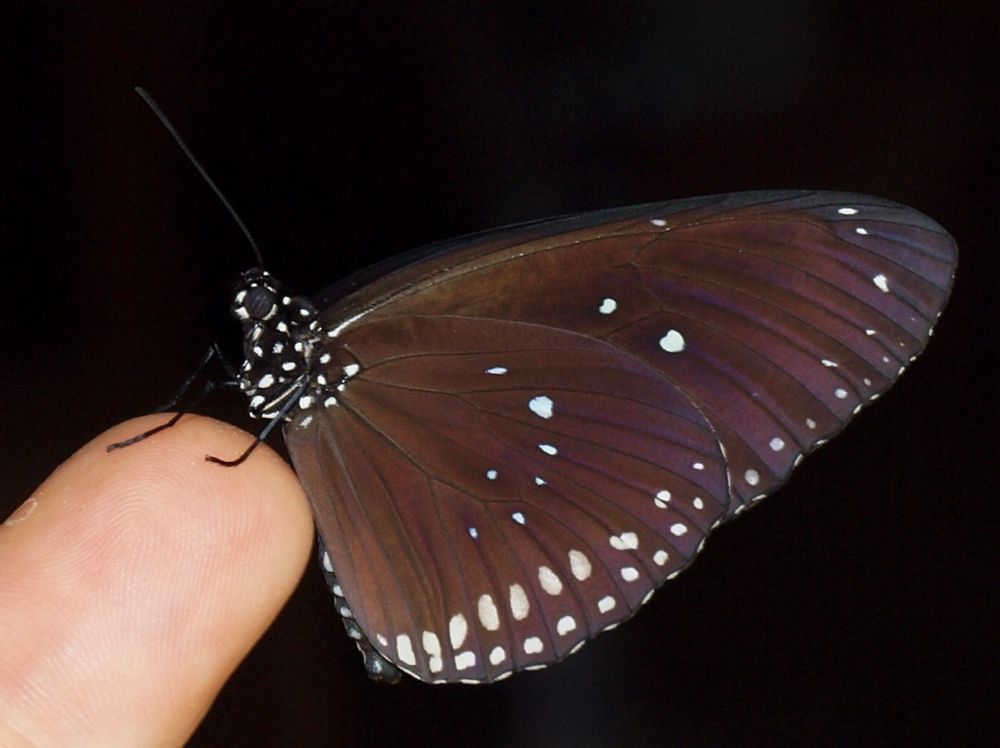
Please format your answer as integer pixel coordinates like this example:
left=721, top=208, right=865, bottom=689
left=227, top=190, right=956, bottom=684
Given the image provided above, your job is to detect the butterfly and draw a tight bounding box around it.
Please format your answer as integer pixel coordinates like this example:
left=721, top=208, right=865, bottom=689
left=226, top=190, right=956, bottom=684
left=126, top=87, right=956, bottom=686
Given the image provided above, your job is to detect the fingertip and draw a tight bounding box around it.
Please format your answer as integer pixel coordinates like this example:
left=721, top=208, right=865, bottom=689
left=0, top=415, right=315, bottom=745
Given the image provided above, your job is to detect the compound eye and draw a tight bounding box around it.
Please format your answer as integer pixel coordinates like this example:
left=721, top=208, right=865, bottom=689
left=242, top=285, right=278, bottom=320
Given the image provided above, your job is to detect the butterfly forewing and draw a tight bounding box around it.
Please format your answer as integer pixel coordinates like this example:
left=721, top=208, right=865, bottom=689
left=280, top=190, right=955, bottom=682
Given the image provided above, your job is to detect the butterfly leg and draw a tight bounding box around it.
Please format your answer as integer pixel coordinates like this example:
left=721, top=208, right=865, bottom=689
left=107, top=343, right=240, bottom=452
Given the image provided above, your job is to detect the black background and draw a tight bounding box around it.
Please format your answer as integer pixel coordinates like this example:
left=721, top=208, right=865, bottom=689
left=2, top=2, right=995, bottom=745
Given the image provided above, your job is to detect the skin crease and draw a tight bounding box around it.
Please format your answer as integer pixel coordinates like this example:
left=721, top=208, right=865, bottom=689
left=0, top=415, right=314, bottom=747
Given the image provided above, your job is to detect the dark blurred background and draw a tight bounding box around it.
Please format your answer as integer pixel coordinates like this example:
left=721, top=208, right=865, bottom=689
left=1, top=2, right=994, bottom=745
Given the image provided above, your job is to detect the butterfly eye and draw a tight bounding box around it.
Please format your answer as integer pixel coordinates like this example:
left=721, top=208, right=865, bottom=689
left=240, top=286, right=279, bottom=321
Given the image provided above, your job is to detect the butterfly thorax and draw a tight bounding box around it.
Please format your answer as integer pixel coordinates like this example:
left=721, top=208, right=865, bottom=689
left=232, top=268, right=331, bottom=421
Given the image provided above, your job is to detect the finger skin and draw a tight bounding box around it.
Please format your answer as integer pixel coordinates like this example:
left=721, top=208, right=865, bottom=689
left=0, top=415, right=314, bottom=747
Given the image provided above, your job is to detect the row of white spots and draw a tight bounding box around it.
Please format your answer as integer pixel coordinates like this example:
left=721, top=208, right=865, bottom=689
left=659, top=329, right=685, bottom=353
left=381, top=533, right=697, bottom=677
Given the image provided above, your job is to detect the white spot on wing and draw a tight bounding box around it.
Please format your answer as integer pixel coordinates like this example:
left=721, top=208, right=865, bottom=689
left=486, top=469, right=498, bottom=480
left=598, top=297, right=618, bottom=314
left=422, top=631, right=442, bottom=656
left=609, top=531, right=639, bottom=550
left=670, top=523, right=688, bottom=537
left=454, top=651, right=476, bottom=670
left=396, top=634, right=416, bottom=666
left=873, top=273, right=890, bottom=293
left=509, top=584, right=530, bottom=620
left=478, top=594, right=500, bottom=631
left=856, top=227, right=869, bottom=235
left=659, top=329, right=685, bottom=353
left=538, top=443, right=558, bottom=456
left=486, top=366, right=507, bottom=375
left=621, top=566, right=640, bottom=582
left=653, top=549, right=669, bottom=566
left=598, top=595, right=616, bottom=613
left=744, top=469, right=760, bottom=486
left=529, top=395, right=554, bottom=419
left=569, top=549, right=592, bottom=580
left=769, top=437, right=785, bottom=452
left=524, top=637, right=544, bottom=654
left=557, top=615, right=577, bottom=635
left=512, top=511, right=526, bottom=525
left=538, top=566, right=563, bottom=595
left=838, top=207, right=858, bottom=215
left=835, top=388, right=848, bottom=399
left=449, top=613, right=468, bottom=649
left=650, top=218, right=667, bottom=226
left=489, top=646, right=506, bottom=665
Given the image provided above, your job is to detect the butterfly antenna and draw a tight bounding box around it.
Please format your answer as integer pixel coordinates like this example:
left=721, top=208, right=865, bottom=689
left=134, top=86, right=265, bottom=268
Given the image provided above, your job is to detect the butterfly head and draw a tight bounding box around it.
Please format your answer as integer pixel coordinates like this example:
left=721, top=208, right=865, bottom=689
left=231, top=269, right=327, bottom=421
